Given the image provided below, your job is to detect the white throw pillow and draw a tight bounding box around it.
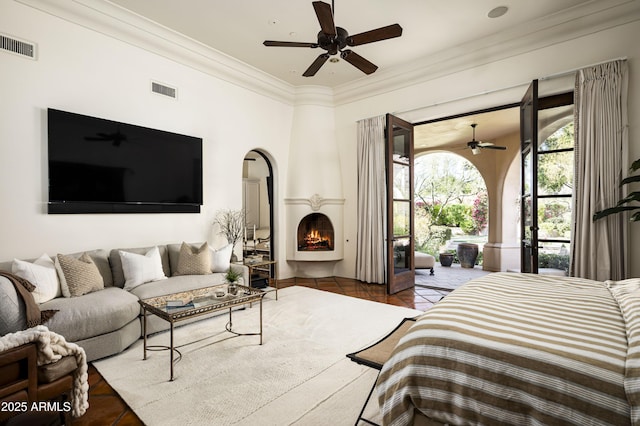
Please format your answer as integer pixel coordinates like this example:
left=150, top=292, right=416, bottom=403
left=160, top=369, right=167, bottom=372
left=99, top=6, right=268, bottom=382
left=119, top=246, right=167, bottom=291
left=210, top=244, right=233, bottom=272
left=12, top=254, right=61, bottom=303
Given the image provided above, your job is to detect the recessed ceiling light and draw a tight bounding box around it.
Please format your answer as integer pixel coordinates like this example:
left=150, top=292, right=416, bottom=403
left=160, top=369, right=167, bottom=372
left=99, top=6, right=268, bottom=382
left=488, top=6, right=508, bottom=19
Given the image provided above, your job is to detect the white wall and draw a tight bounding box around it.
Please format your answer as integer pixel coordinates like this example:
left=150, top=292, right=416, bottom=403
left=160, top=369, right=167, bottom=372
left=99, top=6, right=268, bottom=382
left=2, top=1, right=640, bottom=280
left=0, top=2, right=293, bottom=265
left=333, top=19, right=640, bottom=279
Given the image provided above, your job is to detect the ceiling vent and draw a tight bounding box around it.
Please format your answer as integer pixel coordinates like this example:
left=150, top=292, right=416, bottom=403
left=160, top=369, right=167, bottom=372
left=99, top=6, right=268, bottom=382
left=1, top=33, right=36, bottom=59
left=151, top=81, right=177, bottom=99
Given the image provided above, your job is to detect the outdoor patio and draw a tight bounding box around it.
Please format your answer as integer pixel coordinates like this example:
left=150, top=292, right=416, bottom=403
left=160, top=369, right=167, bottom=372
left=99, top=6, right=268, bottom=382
left=415, top=263, right=490, bottom=292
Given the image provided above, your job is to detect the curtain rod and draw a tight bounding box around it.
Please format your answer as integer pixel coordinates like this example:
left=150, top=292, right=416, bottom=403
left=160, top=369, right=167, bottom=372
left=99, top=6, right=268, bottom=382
left=540, top=57, right=627, bottom=80
left=395, top=57, right=627, bottom=116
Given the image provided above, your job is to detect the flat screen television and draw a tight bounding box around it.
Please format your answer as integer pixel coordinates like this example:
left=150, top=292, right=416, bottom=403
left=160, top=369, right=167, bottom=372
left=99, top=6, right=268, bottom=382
left=47, top=108, right=203, bottom=214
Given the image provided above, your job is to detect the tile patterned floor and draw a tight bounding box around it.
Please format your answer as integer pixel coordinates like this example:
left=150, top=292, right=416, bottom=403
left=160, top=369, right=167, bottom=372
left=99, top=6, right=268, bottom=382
left=20, top=267, right=489, bottom=426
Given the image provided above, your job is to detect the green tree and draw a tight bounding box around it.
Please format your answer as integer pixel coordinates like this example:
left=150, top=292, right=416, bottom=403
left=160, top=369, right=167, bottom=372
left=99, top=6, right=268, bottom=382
left=415, top=154, right=483, bottom=223
left=538, top=123, right=574, bottom=194
left=414, top=153, right=484, bottom=253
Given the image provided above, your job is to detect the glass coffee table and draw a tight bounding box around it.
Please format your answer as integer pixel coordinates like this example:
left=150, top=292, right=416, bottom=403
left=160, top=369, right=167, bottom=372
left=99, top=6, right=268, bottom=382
left=139, top=284, right=265, bottom=381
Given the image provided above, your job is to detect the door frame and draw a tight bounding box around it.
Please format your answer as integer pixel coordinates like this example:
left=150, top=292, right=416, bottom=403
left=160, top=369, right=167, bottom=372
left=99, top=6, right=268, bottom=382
left=520, top=80, right=539, bottom=273
left=520, top=83, right=575, bottom=274
left=386, top=113, right=415, bottom=294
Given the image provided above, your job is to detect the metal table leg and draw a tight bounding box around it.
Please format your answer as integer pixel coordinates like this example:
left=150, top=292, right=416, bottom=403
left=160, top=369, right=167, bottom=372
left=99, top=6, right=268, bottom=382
left=170, top=322, right=174, bottom=381
left=143, top=308, right=147, bottom=360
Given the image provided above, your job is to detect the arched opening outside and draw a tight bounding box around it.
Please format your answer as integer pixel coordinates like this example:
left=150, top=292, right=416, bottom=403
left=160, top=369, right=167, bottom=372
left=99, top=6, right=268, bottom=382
left=414, top=152, right=489, bottom=266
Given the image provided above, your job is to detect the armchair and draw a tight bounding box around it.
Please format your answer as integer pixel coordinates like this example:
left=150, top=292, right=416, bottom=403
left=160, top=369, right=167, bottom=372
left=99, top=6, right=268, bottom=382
left=0, top=342, right=76, bottom=423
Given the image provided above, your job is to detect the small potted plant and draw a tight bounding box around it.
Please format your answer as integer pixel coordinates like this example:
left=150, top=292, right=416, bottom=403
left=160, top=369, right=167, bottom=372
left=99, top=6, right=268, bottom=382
left=225, top=268, right=242, bottom=295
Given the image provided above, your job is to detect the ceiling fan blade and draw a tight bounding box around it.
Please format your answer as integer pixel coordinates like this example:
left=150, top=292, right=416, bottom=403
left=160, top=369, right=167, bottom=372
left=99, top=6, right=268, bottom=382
left=341, top=50, right=378, bottom=75
left=303, top=53, right=330, bottom=77
left=313, top=1, right=336, bottom=36
left=263, top=40, right=318, bottom=48
left=347, top=24, right=403, bottom=46
left=482, top=145, right=507, bottom=150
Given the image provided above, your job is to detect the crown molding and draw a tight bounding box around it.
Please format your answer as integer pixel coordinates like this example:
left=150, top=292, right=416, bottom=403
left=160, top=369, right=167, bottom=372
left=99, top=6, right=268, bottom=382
left=15, top=0, right=640, bottom=109
left=332, top=0, right=640, bottom=106
left=16, top=0, right=298, bottom=105
left=293, top=86, right=335, bottom=107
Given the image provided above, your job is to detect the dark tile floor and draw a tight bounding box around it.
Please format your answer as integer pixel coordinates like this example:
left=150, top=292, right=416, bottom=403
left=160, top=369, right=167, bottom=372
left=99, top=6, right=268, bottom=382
left=28, top=267, right=489, bottom=426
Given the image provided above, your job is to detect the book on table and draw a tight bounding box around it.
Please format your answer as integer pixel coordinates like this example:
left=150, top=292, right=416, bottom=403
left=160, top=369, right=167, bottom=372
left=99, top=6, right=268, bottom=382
left=165, top=297, right=192, bottom=308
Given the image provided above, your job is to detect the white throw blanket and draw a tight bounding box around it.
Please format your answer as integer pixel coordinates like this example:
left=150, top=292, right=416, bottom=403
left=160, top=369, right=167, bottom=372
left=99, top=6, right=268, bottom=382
left=0, top=325, right=89, bottom=417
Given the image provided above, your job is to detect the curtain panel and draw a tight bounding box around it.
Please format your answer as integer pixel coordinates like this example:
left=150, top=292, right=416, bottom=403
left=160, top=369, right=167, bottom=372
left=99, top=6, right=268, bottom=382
left=571, top=60, right=628, bottom=280
left=356, top=116, right=387, bottom=283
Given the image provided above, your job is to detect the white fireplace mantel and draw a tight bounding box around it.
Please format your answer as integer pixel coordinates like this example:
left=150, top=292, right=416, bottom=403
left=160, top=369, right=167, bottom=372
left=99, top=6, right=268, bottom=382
left=284, top=194, right=345, bottom=211
left=285, top=195, right=344, bottom=263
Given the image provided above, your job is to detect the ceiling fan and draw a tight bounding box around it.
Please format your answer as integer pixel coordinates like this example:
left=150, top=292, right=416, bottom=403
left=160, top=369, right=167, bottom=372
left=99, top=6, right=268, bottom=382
left=263, top=0, right=402, bottom=77
left=466, top=124, right=506, bottom=155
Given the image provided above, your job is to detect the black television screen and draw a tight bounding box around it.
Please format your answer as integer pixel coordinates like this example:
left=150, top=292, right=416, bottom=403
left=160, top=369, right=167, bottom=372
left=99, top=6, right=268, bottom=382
left=47, top=108, right=203, bottom=213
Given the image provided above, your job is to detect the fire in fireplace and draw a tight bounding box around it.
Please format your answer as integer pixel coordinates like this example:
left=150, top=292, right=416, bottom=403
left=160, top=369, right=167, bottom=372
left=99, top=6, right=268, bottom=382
left=297, top=213, right=334, bottom=251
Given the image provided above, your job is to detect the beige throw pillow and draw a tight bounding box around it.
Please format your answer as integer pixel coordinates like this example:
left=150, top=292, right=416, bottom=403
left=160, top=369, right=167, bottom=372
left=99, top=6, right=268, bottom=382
left=175, top=242, right=211, bottom=276
left=56, top=252, right=104, bottom=297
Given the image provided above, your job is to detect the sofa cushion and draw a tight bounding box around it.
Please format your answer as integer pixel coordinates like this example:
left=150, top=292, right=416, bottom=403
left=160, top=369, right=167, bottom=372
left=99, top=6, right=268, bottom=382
left=53, top=250, right=113, bottom=296
left=168, top=242, right=233, bottom=275
left=210, top=244, right=232, bottom=273
left=40, top=287, right=140, bottom=342
left=110, top=245, right=171, bottom=288
left=173, top=242, right=211, bottom=276
left=56, top=253, right=104, bottom=297
left=118, top=247, right=167, bottom=291
left=0, top=275, right=25, bottom=335
left=12, top=254, right=61, bottom=303
left=38, top=355, right=78, bottom=384
left=129, top=273, right=227, bottom=301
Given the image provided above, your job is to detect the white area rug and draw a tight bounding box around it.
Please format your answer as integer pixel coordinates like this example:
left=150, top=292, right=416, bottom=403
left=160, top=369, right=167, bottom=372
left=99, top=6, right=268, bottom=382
left=94, top=286, right=420, bottom=425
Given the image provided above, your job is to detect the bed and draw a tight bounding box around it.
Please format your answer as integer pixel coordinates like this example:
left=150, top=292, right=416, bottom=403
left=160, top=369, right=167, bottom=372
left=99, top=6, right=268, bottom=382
left=377, top=272, right=640, bottom=426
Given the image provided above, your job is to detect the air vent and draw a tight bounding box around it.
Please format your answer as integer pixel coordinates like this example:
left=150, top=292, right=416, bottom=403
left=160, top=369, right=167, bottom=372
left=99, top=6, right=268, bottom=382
left=151, top=81, right=177, bottom=99
left=1, top=33, right=36, bottom=59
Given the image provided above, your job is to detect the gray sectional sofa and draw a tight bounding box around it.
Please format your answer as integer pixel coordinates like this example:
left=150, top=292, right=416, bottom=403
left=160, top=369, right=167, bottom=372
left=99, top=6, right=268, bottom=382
left=0, top=243, right=248, bottom=362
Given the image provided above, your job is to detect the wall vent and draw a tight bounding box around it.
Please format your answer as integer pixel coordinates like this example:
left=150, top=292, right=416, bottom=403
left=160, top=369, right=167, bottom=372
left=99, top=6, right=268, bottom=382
left=151, top=81, right=177, bottom=99
left=1, top=33, right=36, bottom=59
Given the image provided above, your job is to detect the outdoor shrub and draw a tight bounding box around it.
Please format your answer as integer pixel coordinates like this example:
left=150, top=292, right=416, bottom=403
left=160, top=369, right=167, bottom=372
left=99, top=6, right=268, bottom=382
left=471, top=192, right=488, bottom=234
left=538, top=253, right=569, bottom=274
left=418, top=225, right=452, bottom=255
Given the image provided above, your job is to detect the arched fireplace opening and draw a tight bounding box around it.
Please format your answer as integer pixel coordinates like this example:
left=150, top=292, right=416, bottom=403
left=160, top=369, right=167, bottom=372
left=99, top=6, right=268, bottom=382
left=297, top=213, right=334, bottom=251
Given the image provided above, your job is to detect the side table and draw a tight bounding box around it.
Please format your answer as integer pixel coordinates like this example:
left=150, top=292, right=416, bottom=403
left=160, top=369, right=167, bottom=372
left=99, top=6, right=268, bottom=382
left=244, top=259, right=278, bottom=300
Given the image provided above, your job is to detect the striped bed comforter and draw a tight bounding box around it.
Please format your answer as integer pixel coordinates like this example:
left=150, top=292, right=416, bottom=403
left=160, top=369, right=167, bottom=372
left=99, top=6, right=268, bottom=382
left=377, top=272, right=640, bottom=426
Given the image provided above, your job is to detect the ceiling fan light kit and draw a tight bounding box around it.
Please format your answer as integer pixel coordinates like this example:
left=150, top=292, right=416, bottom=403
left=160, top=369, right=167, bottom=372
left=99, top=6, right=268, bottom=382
left=263, top=0, right=402, bottom=77
left=466, top=123, right=507, bottom=155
